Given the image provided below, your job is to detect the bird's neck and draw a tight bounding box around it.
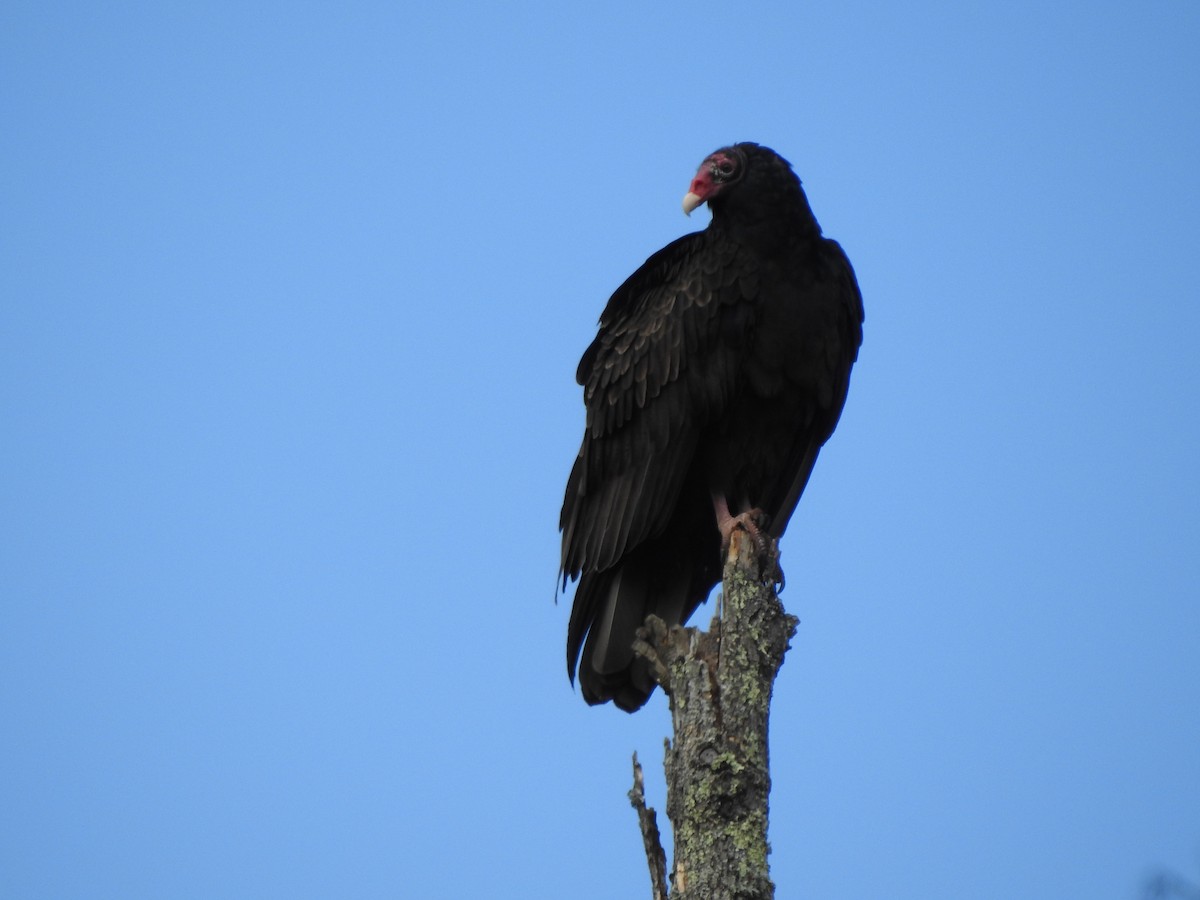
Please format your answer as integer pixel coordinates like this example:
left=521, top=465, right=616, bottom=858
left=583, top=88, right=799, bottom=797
left=712, top=205, right=821, bottom=255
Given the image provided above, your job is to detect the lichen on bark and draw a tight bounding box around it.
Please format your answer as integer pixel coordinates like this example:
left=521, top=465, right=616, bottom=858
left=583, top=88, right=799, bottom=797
left=630, top=529, right=798, bottom=900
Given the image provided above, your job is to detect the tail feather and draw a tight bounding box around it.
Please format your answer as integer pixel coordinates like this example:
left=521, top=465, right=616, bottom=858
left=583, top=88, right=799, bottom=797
left=569, top=540, right=717, bottom=712
left=565, top=475, right=722, bottom=712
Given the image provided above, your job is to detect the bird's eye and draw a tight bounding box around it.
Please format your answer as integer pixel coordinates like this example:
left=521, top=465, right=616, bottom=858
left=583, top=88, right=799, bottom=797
left=710, top=153, right=741, bottom=182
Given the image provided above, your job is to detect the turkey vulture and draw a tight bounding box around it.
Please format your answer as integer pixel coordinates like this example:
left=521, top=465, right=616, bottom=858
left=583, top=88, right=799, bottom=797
left=560, top=142, right=863, bottom=711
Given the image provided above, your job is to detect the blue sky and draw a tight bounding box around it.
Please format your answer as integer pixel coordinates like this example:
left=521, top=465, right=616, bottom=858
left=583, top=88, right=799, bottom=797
left=2, top=2, right=1198, bottom=898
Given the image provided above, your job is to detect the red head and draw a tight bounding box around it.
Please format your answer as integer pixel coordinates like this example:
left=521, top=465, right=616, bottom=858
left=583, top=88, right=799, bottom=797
left=682, top=146, right=747, bottom=215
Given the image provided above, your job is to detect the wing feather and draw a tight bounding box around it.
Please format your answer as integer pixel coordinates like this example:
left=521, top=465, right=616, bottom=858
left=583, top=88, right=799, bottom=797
left=559, top=231, right=749, bottom=582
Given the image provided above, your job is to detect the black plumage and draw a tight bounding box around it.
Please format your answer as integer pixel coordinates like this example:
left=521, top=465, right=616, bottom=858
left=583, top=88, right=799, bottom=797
left=560, top=143, right=863, bottom=711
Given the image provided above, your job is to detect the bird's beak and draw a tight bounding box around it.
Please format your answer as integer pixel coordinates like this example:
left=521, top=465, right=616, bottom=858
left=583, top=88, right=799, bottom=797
left=682, top=168, right=715, bottom=216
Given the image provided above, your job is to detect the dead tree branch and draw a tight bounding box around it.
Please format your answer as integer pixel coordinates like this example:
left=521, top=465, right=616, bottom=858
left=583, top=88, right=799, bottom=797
left=632, top=528, right=798, bottom=899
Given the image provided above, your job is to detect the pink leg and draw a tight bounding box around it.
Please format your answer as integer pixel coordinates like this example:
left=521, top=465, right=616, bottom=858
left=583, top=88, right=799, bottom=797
left=711, top=494, right=769, bottom=553
left=712, top=494, right=781, bottom=585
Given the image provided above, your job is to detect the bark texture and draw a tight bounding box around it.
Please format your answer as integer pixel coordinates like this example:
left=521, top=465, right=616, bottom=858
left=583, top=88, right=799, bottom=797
left=632, top=529, right=797, bottom=900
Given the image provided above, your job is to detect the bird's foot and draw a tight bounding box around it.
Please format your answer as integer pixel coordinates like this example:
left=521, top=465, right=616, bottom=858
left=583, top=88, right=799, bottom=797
left=719, top=508, right=783, bottom=586
left=718, top=508, right=770, bottom=558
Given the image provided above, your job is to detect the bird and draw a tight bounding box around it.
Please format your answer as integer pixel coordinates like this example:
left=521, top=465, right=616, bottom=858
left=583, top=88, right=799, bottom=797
left=560, top=142, right=863, bottom=712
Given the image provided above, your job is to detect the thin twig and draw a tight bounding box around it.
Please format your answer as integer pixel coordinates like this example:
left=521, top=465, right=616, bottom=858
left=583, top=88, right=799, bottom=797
left=628, top=752, right=669, bottom=900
